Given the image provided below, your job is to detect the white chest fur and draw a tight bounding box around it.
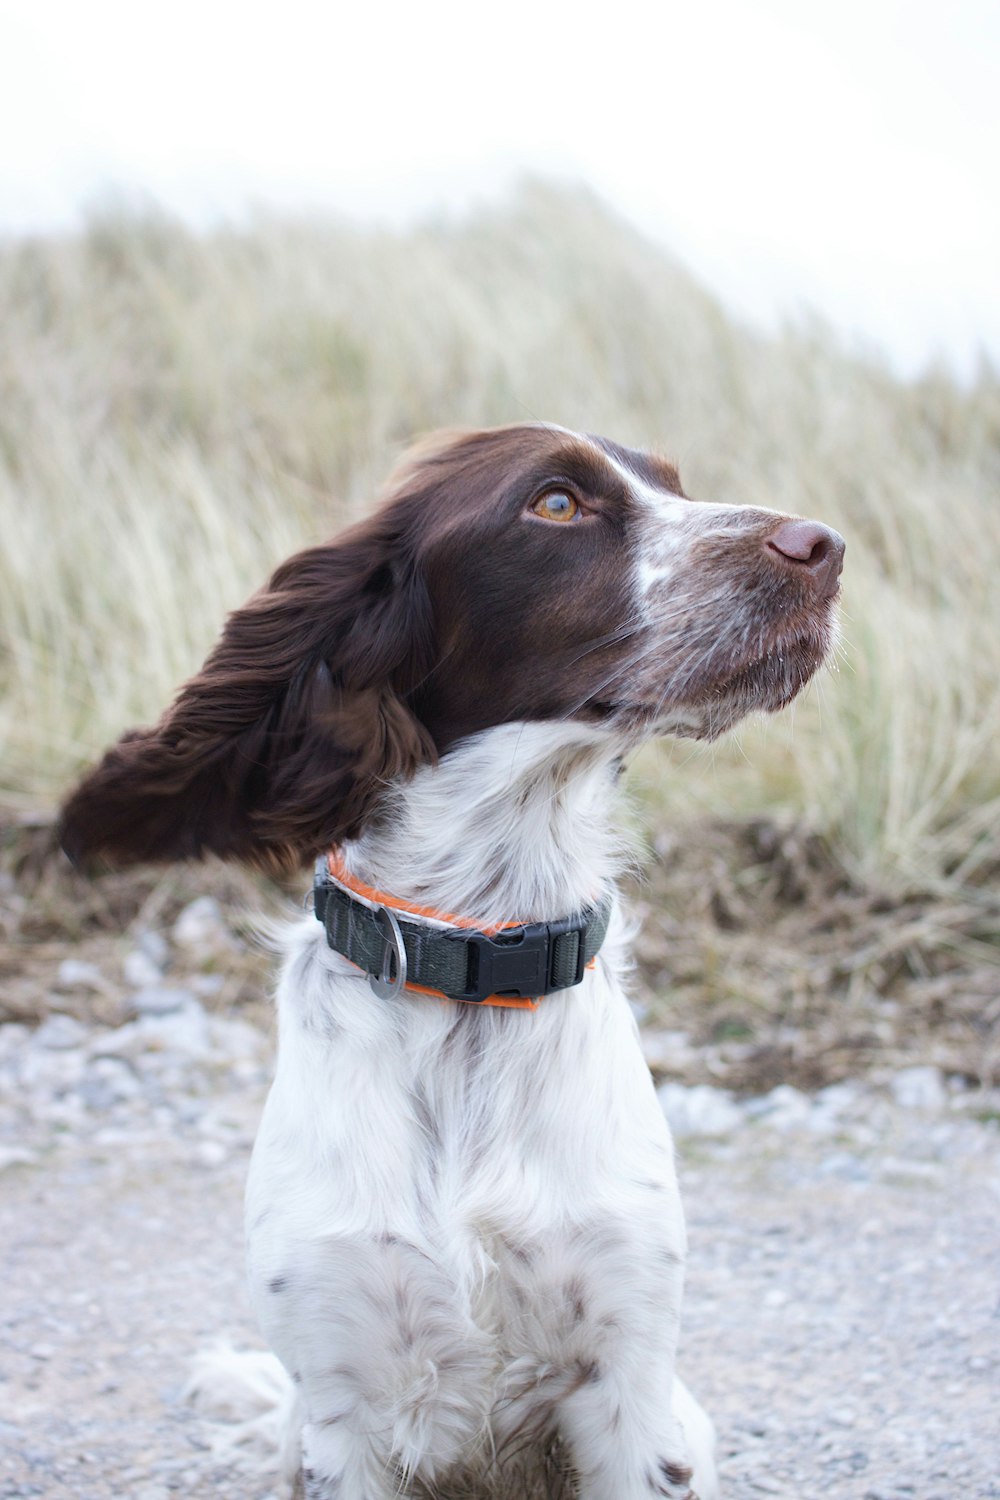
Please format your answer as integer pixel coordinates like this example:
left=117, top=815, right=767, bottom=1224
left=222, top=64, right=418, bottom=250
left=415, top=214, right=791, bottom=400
left=244, top=723, right=711, bottom=1500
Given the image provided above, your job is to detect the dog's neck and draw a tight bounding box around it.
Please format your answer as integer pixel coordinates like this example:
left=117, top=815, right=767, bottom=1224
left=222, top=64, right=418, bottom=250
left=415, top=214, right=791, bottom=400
left=342, top=721, right=630, bottom=927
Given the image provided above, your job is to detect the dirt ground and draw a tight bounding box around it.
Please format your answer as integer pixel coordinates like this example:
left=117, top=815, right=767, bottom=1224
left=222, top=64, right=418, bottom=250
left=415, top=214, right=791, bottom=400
left=2, top=816, right=999, bottom=1498
left=3, top=1028, right=999, bottom=1500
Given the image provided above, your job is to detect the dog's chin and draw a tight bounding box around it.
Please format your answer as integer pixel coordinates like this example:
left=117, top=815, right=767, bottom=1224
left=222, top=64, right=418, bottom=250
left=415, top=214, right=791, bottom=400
left=591, top=626, right=833, bottom=744
left=674, top=630, right=831, bottom=741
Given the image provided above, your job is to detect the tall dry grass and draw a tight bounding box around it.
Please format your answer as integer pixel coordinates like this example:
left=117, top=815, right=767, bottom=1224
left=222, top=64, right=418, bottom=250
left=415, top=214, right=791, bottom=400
left=2, top=182, right=999, bottom=893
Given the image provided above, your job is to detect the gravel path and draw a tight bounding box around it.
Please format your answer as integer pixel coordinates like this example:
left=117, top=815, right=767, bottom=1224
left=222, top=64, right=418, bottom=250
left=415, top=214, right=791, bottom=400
left=2, top=969, right=999, bottom=1500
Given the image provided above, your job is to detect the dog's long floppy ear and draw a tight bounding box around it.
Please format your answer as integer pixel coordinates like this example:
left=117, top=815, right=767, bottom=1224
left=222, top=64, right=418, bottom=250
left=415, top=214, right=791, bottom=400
left=58, top=518, right=437, bottom=873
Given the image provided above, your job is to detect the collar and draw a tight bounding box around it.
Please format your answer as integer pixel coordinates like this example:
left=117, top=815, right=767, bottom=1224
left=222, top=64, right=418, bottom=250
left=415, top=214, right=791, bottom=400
left=313, top=851, right=612, bottom=1010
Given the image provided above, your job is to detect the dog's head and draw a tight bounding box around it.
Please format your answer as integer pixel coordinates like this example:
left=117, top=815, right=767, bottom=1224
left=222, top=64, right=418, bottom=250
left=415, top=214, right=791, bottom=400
left=60, top=424, right=843, bottom=872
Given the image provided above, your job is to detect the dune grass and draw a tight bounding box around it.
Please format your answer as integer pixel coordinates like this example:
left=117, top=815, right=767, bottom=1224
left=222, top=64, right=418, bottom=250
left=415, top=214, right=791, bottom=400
left=2, top=182, right=999, bottom=896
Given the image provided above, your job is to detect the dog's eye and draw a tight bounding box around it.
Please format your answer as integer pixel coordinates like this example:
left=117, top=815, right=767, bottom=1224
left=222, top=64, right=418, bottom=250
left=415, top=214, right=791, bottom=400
left=531, top=490, right=580, bottom=523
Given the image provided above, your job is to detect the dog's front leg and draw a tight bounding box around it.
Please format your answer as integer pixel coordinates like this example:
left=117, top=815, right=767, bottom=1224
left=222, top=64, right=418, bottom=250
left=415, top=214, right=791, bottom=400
left=558, top=1225, right=696, bottom=1500
left=557, top=1227, right=698, bottom=1500
left=496, top=1197, right=700, bottom=1500
left=560, top=1354, right=697, bottom=1500
left=252, top=1228, right=495, bottom=1500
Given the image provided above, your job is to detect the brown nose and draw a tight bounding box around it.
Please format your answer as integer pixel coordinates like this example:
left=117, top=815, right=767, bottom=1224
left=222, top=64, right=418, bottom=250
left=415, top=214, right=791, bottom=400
left=767, top=519, right=845, bottom=599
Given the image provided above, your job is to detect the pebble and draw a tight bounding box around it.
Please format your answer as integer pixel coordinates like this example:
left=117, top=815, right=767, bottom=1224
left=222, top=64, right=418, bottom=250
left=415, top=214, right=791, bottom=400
left=877, top=1156, right=945, bottom=1183
left=830, top=1407, right=858, bottom=1427
left=642, top=1028, right=697, bottom=1072
left=193, top=1140, right=229, bottom=1168
left=890, top=1065, right=947, bottom=1111
left=658, top=1082, right=743, bottom=1136
left=124, top=949, right=167, bottom=988
left=135, top=929, right=170, bottom=968
left=744, top=1083, right=812, bottom=1130
left=34, top=1014, right=90, bottom=1050
left=172, top=896, right=234, bottom=954
left=818, top=1151, right=870, bottom=1182
left=0, top=991, right=270, bottom=1160
left=0, top=1146, right=37, bottom=1171
left=55, top=959, right=107, bottom=991
left=132, top=986, right=200, bottom=1016
left=190, top=973, right=226, bottom=997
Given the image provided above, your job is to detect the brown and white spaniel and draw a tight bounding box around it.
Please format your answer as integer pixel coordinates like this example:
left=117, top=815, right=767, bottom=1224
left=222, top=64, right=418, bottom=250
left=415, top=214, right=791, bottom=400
left=61, top=424, right=844, bottom=1500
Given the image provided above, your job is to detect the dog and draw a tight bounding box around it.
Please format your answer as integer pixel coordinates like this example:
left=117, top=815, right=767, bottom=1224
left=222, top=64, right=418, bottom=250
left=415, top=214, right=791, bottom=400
left=60, top=423, right=844, bottom=1499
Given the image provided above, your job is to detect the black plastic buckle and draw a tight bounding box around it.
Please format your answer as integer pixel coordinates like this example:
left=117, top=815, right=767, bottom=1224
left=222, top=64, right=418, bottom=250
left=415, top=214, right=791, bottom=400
left=452, top=913, right=588, bottom=1004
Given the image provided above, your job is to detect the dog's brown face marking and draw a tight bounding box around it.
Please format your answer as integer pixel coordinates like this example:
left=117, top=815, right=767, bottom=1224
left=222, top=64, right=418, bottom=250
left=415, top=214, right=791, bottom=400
left=59, top=424, right=843, bottom=871
left=393, top=424, right=842, bottom=748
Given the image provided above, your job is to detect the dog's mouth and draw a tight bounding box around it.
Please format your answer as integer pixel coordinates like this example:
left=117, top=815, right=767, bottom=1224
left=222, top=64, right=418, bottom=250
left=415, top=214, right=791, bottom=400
left=585, top=615, right=835, bottom=742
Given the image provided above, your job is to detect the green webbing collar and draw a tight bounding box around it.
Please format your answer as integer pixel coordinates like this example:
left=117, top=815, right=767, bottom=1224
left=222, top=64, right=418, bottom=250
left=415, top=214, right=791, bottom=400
left=313, top=859, right=612, bottom=1007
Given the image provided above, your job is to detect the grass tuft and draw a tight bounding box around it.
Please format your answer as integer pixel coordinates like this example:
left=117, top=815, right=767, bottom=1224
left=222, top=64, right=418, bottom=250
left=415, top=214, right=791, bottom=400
left=2, top=180, right=999, bottom=905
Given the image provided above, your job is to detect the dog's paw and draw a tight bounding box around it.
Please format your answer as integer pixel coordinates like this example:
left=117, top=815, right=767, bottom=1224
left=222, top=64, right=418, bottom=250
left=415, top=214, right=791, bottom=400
left=648, top=1457, right=697, bottom=1499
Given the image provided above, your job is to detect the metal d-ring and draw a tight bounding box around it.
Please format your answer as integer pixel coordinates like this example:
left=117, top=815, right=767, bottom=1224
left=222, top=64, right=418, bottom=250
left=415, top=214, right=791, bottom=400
left=369, top=905, right=407, bottom=1000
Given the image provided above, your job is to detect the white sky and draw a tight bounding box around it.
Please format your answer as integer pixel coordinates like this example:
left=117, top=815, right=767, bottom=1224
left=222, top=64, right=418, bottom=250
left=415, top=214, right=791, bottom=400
left=1, top=0, right=997, bottom=377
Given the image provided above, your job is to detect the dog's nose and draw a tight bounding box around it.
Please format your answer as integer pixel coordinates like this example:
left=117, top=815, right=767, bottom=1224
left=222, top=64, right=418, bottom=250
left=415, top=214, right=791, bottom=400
left=766, top=519, right=845, bottom=599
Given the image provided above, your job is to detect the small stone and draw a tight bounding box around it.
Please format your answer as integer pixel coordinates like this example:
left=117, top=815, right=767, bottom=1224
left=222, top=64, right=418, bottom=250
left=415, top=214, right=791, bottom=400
left=152, top=1001, right=211, bottom=1054
left=878, top=1156, right=944, bottom=1184
left=0, top=1021, right=29, bottom=1056
left=0, top=1146, right=37, bottom=1171
left=124, top=948, right=165, bottom=988
left=56, top=959, right=106, bottom=991
left=642, top=1028, right=695, bottom=1073
left=132, top=986, right=197, bottom=1016
left=136, top=928, right=169, bottom=967
left=172, top=896, right=232, bottom=953
left=189, top=972, right=225, bottom=997
left=93, top=998, right=210, bottom=1063
left=830, top=1406, right=857, bottom=1427
left=658, top=1082, right=743, bottom=1136
left=891, top=1066, right=946, bottom=1111
left=818, top=1151, right=870, bottom=1182
left=808, top=1081, right=863, bottom=1132
left=35, top=1014, right=89, bottom=1050
left=746, top=1084, right=811, bottom=1130
left=206, top=1014, right=263, bottom=1057
left=88, top=1056, right=141, bottom=1101
left=193, top=1139, right=228, bottom=1168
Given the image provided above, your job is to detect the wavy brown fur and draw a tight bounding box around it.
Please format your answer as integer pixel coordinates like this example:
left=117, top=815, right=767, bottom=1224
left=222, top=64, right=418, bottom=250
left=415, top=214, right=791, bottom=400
left=58, top=426, right=643, bottom=874
left=58, top=513, right=438, bottom=874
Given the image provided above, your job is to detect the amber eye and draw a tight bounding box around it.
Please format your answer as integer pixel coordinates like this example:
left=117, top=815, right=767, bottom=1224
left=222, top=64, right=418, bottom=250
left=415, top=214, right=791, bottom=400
left=531, top=490, right=580, bottom=523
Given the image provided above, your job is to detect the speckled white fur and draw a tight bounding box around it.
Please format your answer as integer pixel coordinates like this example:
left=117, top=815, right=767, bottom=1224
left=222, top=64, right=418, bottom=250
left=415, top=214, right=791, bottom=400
left=244, top=721, right=718, bottom=1499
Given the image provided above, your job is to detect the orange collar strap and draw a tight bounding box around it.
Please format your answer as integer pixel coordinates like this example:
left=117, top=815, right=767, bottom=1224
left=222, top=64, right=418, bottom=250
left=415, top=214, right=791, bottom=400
left=316, top=852, right=610, bottom=1012
left=323, top=850, right=539, bottom=1009
left=326, top=850, right=524, bottom=938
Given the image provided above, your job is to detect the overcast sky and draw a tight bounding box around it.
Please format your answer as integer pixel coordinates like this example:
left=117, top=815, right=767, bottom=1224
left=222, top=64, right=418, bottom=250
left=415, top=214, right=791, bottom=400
left=1, top=0, right=996, bottom=377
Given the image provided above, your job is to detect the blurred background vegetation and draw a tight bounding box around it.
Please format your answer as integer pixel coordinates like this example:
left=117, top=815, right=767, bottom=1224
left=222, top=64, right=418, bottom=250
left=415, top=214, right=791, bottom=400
left=2, top=182, right=998, bottom=1086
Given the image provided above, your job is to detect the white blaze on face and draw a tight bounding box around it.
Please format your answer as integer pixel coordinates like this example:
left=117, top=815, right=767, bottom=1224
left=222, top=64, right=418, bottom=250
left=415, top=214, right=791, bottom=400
left=591, top=441, right=756, bottom=606
left=582, top=441, right=692, bottom=600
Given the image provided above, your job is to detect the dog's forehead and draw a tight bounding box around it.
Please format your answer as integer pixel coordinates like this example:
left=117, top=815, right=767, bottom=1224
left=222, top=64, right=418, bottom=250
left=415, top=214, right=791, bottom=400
left=518, top=426, right=684, bottom=503
left=401, top=425, right=687, bottom=536
left=584, top=433, right=685, bottom=499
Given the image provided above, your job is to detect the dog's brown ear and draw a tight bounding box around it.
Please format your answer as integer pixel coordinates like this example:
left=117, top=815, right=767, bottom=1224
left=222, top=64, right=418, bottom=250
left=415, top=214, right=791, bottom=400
left=58, top=521, right=437, bottom=873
